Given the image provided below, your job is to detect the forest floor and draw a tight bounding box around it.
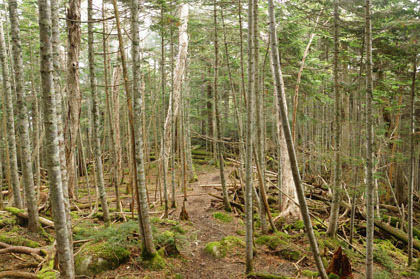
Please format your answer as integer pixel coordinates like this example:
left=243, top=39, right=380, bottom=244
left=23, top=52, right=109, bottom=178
left=0, top=163, right=419, bottom=278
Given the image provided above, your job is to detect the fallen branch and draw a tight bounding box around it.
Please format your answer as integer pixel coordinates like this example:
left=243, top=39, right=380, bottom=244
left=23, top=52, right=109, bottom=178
left=0, top=271, right=38, bottom=279
left=5, top=207, right=54, bottom=227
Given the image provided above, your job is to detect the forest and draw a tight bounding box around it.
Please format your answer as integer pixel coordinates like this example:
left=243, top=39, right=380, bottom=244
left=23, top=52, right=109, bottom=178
left=0, top=0, right=418, bottom=278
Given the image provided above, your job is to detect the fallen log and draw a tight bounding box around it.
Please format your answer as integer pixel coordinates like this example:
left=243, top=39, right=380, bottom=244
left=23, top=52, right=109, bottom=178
left=0, top=271, right=38, bottom=279
left=5, top=207, right=54, bottom=227
left=374, top=220, right=420, bottom=251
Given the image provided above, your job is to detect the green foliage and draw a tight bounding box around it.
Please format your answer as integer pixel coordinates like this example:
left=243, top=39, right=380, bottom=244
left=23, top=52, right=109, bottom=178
left=373, top=245, right=394, bottom=271
left=373, top=270, right=391, bottom=279
left=213, top=212, right=233, bottom=223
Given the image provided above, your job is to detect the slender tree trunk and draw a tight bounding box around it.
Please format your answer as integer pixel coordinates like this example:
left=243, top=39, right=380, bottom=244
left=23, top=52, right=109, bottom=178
left=65, top=0, right=82, bottom=199
left=408, top=55, right=417, bottom=266
left=102, top=3, right=121, bottom=213
left=160, top=4, right=189, bottom=191
left=267, top=1, right=327, bottom=278
left=52, top=0, right=73, bottom=254
left=37, top=0, right=75, bottom=276
left=253, top=0, right=268, bottom=234
left=160, top=4, right=169, bottom=216
left=213, top=0, right=231, bottom=212
left=327, top=0, right=341, bottom=237
left=88, top=0, right=110, bottom=225
left=8, top=0, right=39, bottom=232
left=245, top=0, right=255, bottom=272
left=131, top=0, right=157, bottom=257
left=365, top=0, right=374, bottom=277
left=0, top=21, right=22, bottom=209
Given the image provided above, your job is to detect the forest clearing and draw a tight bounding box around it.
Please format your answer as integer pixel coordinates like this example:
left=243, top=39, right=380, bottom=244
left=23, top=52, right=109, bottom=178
left=0, top=0, right=418, bottom=278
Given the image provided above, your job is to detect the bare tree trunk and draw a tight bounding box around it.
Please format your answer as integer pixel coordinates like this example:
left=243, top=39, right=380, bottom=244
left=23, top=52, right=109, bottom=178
left=327, top=0, right=341, bottom=237
left=408, top=55, right=417, bottom=266
left=160, top=4, right=189, bottom=187
left=213, top=0, right=231, bottom=212
left=65, top=0, right=82, bottom=199
left=102, top=3, right=121, bottom=212
left=131, top=0, right=157, bottom=257
left=37, top=0, right=75, bottom=276
left=8, top=0, right=39, bottom=232
left=88, top=0, right=110, bottom=225
left=0, top=21, right=22, bottom=209
left=267, top=1, right=327, bottom=278
left=245, top=0, right=255, bottom=272
left=160, top=3, right=169, bottom=216
left=365, top=0, right=374, bottom=277
left=52, top=0, right=73, bottom=254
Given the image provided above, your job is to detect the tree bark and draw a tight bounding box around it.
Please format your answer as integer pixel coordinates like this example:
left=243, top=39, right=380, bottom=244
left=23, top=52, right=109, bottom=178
left=160, top=3, right=189, bottom=185
left=131, top=0, right=157, bottom=257
left=245, top=0, right=255, bottom=272
left=88, top=0, right=110, bottom=225
left=327, top=0, right=341, bottom=238
left=408, top=55, right=417, bottom=266
left=65, top=0, right=82, bottom=199
left=267, top=0, right=327, bottom=278
left=213, top=0, right=231, bottom=212
left=8, top=0, right=39, bottom=231
left=37, top=0, right=75, bottom=276
left=365, top=0, right=374, bottom=277
left=0, top=21, right=22, bottom=209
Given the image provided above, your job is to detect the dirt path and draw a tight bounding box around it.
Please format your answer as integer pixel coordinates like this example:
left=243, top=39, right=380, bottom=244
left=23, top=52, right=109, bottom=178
left=168, top=167, right=246, bottom=279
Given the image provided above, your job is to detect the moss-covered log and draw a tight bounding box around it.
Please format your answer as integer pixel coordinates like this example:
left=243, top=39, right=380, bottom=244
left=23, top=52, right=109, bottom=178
left=247, top=272, right=290, bottom=279
left=374, top=220, right=420, bottom=251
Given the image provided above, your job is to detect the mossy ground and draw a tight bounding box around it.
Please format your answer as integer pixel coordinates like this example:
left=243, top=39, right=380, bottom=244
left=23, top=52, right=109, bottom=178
left=204, top=235, right=245, bottom=258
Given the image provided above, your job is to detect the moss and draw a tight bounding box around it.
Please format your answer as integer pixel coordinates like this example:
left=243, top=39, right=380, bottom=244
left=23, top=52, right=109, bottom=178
left=0, top=232, right=40, bottom=248
left=301, top=270, right=318, bottom=278
left=278, top=247, right=301, bottom=261
left=292, top=220, right=305, bottom=230
left=204, top=241, right=226, bottom=258
left=236, top=229, right=246, bottom=236
left=328, top=274, right=339, bottom=279
left=213, top=212, right=233, bottom=223
left=204, top=236, right=244, bottom=258
left=37, top=260, right=57, bottom=279
left=255, top=232, right=290, bottom=250
left=75, top=241, right=130, bottom=275
left=143, top=249, right=166, bottom=270
left=4, top=206, right=24, bottom=215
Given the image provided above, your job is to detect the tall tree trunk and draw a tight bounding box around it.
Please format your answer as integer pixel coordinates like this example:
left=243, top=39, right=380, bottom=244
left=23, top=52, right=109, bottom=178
left=160, top=3, right=169, bottom=216
left=327, top=0, right=341, bottom=237
left=267, top=0, right=327, bottom=278
left=131, top=0, right=157, bottom=257
left=65, top=0, right=82, bottom=199
left=0, top=21, right=22, bottom=209
left=253, top=0, right=267, bottom=234
left=365, top=0, right=374, bottom=277
left=213, top=0, right=231, bottom=212
left=52, top=0, right=73, bottom=254
left=160, top=4, right=189, bottom=186
left=408, top=55, right=417, bottom=266
left=37, top=0, right=75, bottom=276
left=88, top=0, right=110, bottom=225
left=245, top=0, right=255, bottom=272
left=103, top=2, right=121, bottom=213
left=8, top=0, right=39, bottom=232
